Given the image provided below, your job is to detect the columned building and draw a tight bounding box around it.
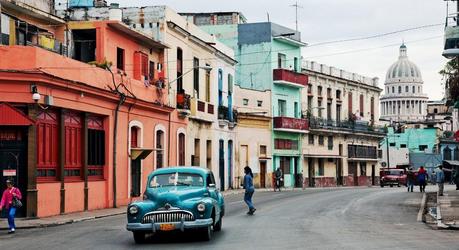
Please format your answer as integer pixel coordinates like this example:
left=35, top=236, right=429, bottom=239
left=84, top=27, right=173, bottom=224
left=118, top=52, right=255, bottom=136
left=380, top=44, right=428, bottom=122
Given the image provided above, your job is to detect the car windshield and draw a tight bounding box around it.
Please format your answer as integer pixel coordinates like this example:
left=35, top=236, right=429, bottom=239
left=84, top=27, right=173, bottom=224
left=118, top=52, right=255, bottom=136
left=149, top=172, right=204, bottom=188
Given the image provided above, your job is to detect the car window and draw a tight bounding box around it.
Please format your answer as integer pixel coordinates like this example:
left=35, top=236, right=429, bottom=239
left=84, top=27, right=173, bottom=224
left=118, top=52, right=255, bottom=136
left=207, top=173, right=216, bottom=186
left=150, top=173, right=204, bottom=187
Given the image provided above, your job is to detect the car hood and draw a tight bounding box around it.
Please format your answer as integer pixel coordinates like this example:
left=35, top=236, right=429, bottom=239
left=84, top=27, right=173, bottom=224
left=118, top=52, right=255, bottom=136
left=148, top=186, right=207, bottom=205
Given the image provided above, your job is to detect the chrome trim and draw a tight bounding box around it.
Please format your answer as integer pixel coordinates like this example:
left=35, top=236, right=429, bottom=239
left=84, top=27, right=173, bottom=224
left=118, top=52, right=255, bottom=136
left=141, top=210, right=194, bottom=224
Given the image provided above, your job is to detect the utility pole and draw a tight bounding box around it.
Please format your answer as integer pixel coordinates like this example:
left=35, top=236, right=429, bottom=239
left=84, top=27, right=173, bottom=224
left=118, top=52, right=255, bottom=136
left=290, top=1, right=303, bottom=31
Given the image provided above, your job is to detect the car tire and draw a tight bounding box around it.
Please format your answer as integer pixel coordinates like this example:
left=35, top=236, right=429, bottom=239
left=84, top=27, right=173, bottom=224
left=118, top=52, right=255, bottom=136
left=133, top=232, right=146, bottom=244
left=380, top=184, right=384, bottom=188
left=390, top=184, right=393, bottom=187
left=214, top=217, right=222, bottom=232
left=397, top=184, right=401, bottom=187
left=201, top=225, right=212, bottom=241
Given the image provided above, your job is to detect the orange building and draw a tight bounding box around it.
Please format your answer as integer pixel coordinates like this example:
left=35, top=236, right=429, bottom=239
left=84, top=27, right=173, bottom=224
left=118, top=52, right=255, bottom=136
left=0, top=5, right=187, bottom=217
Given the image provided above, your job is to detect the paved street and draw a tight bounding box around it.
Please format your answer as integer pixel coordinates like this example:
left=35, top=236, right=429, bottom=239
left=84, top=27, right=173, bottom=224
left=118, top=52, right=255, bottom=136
left=1, top=187, right=458, bottom=250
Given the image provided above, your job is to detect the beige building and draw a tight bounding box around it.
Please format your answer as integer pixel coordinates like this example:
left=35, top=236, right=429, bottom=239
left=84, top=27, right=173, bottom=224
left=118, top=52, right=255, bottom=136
left=302, top=61, right=385, bottom=187
left=234, top=86, right=272, bottom=188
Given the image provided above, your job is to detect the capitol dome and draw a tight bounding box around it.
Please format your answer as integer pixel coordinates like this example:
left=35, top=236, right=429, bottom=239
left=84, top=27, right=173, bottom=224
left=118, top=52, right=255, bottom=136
left=380, top=44, right=428, bottom=122
left=385, top=44, right=422, bottom=83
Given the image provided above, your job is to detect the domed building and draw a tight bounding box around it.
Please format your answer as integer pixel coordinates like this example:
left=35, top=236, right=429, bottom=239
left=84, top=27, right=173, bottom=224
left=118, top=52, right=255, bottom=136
left=380, top=44, right=428, bottom=122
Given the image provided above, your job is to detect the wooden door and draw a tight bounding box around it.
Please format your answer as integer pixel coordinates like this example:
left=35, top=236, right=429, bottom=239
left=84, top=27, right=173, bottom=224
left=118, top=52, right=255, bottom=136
left=260, top=161, right=266, bottom=188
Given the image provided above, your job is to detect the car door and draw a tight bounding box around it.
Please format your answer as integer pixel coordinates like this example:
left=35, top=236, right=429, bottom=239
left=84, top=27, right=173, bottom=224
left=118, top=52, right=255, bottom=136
left=207, top=173, right=221, bottom=215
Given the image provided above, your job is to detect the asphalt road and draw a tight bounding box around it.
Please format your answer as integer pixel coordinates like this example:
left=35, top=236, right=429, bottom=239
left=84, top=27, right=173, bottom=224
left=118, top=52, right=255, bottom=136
left=1, top=187, right=458, bottom=250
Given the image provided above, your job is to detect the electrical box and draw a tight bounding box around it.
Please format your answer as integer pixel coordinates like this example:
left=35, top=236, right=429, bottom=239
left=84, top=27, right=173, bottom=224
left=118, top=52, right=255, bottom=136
left=45, top=95, right=54, bottom=106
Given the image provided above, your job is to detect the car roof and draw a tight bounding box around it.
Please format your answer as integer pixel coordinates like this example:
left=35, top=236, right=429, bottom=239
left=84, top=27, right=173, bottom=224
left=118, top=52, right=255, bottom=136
left=148, top=167, right=210, bottom=178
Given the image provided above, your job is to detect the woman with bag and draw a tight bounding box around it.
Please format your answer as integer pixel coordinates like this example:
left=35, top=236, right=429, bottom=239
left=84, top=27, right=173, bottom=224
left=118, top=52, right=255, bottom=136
left=0, top=179, right=22, bottom=234
left=243, top=166, right=256, bottom=215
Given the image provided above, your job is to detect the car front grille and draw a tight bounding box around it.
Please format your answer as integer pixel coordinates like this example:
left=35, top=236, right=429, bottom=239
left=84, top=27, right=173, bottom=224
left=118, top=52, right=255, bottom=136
left=141, top=210, right=194, bottom=224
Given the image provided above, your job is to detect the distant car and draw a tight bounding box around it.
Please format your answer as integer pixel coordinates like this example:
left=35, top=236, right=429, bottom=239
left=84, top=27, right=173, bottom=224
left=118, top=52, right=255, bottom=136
left=380, top=168, right=407, bottom=187
left=126, top=167, right=225, bottom=243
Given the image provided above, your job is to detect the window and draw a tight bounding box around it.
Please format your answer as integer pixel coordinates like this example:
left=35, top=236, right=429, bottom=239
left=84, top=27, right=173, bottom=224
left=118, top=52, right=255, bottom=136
left=149, top=61, right=155, bottom=81
left=294, top=57, right=298, bottom=72
left=177, top=48, right=183, bottom=93
left=412, top=86, right=415, bottom=93
left=336, top=89, right=341, bottom=100
left=405, top=86, right=409, bottom=93
left=280, top=157, right=291, bottom=174
left=193, top=57, right=199, bottom=98
left=88, top=116, right=105, bottom=178
left=72, top=29, right=96, bottom=63
left=206, top=173, right=216, bottom=186
left=37, top=110, right=59, bottom=181
left=243, top=98, right=249, bottom=106
left=278, top=53, right=286, bottom=69
left=156, top=130, right=164, bottom=168
left=134, top=52, right=149, bottom=80
left=318, top=159, right=324, bottom=176
left=206, top=140, right=212, bottom=169
left=257, top=100, right=263, bottom=107
left=318, top=86, right=323, bottom=96
left=392, top=86, right=395, bottom=93
left=360, top=162, right=367, bottom=176
left=359, top=94, right=364, bottom=117
left=418, top=86, right=421, bottom=93
left=260, top=145, right=267, bottom=156
left=348, top=92, right=353, bottom=117
left=178, top=133, right=185, bottom=165
left=116, top=47, right=125, bottom=70
left=278, top=99, right=287, bottom=117
left=308, top=85, right=312, bottom=94
left=327, top=136, right=333, bottom=150
left=400, top=144, right=407, bottom=148
left=131, top=127, right=138, bottom=148
left=318, top=100, right=323, bottom=118
left=218, top=69, right=223, bottom=106
left=389, top=143, right=396, bottom=147
left=327, top=103, right=332, bottom=120
left=193, top=138, right=200, bottom=166
left=205, top=64, right=211, bottom=102
left=327, top=88, right=332, bottom=99
left=308, top=134, right=314, bottom=145
left=318, top=135, right=324, bottom=146
left=443, top=147, right=452, bottom=160
left=398, top=86, right=402, bottom=94
left=64, top=111, right=83, bottom=179
left=419, top=145, right=428, bottom=151
left=274, top=139, right=298, bottom=150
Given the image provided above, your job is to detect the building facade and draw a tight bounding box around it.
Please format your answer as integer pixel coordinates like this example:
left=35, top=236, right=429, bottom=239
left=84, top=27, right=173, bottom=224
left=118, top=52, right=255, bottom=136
left=0, top=2, right=190, bottom=217
left=380, top=44, right=428, bottom=122
left=302, top=61, right=385, bottom=187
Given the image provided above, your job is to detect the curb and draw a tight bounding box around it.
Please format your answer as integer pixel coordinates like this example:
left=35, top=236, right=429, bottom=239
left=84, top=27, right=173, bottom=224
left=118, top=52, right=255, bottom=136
left=417, top=192, right=427, bottom=222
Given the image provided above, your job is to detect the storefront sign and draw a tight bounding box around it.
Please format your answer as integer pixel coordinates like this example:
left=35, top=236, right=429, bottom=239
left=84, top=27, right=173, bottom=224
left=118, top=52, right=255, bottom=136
left=3, top=169, right=16, bottom=177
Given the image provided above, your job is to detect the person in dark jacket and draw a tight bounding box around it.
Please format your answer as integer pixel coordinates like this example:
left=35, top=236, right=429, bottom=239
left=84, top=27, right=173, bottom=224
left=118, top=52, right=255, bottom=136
left=407, top=167, right=415, bottom=192
left=274, top=168, right=283, bottom=192
left=243, top=166, right=256, bottom=215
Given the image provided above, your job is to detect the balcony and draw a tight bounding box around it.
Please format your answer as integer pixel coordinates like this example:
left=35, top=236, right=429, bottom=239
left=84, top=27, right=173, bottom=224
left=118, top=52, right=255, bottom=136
left=348, top=145, right=378, bottom=159
left=176, top=93, right=191, bottom=117
left=273, top=117, right=309, bottom=133
left=218, top=105, right=238, bottom=128
left=308, top=117, right=386, bottom=136
left=273, top=69, right=308, bottom=88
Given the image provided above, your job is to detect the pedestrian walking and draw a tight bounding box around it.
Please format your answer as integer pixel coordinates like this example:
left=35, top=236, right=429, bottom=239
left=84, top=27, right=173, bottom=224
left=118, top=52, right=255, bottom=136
left=436, top=165, right=446, bottom=196
left=0, top=179, right=22, bottom=234
left=431, top=170, right=437, bottom=185
left=243, top=166, right=256, bottom=215
left=417, top=166, right=428, bottom=193
left=274, top=167, right=283, bottom=192
left=407, top=167, right=415, bottom=192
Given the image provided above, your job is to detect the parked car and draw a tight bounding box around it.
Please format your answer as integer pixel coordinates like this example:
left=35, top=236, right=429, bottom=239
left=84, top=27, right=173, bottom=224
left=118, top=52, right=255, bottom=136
left=380, top=168, right=407, bottom=187
left=126, top=167, right=225, bottom=243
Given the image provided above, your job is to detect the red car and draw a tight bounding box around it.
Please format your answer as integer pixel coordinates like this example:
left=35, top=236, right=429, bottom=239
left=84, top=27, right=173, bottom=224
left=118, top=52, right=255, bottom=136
left=380, top=169, right=407, bottom=187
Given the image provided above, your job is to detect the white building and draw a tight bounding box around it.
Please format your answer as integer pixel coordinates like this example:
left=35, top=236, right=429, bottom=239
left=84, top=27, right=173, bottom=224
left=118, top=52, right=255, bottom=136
left=380, top=44, right=428, bottom=122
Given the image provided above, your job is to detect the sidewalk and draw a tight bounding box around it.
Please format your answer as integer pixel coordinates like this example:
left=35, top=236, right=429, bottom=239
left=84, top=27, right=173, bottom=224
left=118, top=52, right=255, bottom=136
left=437, top=186, right=459, bottom=229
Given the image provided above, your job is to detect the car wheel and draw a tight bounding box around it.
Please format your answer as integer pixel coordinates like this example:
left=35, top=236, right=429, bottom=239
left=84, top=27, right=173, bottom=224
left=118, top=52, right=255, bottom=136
left=380, top=184, right=384, bottom=188
left=214, top=217, right=222, bottom=232
left=390, top=184, right=393, bottom=187
left=397, top=184, right=401, bottom=187
left=133, top=232, right=146, bottom=244
left=201, top=225, right=212, bottom=241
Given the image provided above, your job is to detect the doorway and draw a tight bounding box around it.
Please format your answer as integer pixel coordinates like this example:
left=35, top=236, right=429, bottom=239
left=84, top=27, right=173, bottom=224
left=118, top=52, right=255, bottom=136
left=308, top=158, right=315, bottom=187
left=260, top=161, right=266, bottom=188
left=371, top=164, right=375, bottom=186
left=0, top=127, right=27, bottom=217
left=348, top=162, right=358, bottom=186
left=130, top=159, right=141, bottom=197
left=219, top=140, right=225, bottom=190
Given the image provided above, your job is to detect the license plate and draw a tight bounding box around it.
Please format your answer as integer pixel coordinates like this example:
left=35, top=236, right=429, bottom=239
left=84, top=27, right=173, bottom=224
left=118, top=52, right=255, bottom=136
left=159, top=224, right=175, bottom=231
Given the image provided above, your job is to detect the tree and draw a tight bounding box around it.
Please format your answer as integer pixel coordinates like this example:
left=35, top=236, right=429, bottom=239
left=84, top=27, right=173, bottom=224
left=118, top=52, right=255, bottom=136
left=439, top=59, right=459, bottom=105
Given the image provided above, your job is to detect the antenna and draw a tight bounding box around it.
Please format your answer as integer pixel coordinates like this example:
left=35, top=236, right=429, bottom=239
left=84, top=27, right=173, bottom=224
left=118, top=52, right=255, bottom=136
left=290, top=1, right=303, bottom=31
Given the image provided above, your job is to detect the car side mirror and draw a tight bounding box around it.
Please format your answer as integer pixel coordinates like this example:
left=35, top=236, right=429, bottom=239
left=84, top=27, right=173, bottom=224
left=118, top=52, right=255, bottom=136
left=208, top=183, right=216, bottom=188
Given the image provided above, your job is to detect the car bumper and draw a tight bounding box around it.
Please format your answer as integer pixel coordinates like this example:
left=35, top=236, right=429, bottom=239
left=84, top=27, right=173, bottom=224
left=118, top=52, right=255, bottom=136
left=381, top=181, right=399, bottom=185
left=126, top=218, right=213, bottom=232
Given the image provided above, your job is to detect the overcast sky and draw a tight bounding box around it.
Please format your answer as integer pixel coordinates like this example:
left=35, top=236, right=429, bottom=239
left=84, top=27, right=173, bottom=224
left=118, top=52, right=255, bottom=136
left=110, top=0, right=449, bottom=100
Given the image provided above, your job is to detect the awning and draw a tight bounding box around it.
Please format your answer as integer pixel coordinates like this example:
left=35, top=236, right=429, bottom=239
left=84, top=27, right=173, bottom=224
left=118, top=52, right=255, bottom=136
left=130, top=148, right=155, bottom=160
left=0, top=103, right=35, bottom=126
left=303, top=154, right=343, bottom=159
left=443, top=160, right=459, bottom=167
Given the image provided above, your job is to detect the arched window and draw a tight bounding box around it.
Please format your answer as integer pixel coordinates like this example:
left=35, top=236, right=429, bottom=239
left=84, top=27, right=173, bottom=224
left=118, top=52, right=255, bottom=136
left=156, top=130, right=164, bottom=168
left=412, top=86, right=415, bottom=93
left=178, top=132, right=185, bottom=165
left=177, top=47, right=183, bottom=93
left=398, top=86, right=402, bottom=94
left=392, top=86, right=395, bottom=93
left=405, top=86, right=409, bottom=93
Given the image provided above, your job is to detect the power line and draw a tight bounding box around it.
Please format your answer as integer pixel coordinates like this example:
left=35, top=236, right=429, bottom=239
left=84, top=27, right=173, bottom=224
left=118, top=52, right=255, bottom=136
left=307, top=23, right=444, bottom=47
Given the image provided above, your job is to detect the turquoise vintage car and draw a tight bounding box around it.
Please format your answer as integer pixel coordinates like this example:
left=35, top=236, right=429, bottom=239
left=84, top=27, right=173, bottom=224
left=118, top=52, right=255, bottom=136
left=126, top=167, right=225, bottom=243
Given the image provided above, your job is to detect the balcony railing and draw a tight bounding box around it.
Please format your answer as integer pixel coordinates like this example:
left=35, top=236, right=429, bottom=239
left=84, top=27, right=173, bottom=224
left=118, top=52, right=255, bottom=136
left=348, top=145, right=378, bottom=159
left=273, top=117, right=309, bottom=131
left=308, top=117, right=386, bottom=135
left=176, top=93, right=191, bottom=110
left=273, top=69, right=308, bottom=87
left=218, top=106, right=238, bottom=123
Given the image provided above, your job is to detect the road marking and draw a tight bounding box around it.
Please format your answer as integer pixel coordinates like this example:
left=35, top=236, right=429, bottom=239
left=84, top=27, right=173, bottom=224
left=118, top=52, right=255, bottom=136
left=417, top=193, right=426, bottom=222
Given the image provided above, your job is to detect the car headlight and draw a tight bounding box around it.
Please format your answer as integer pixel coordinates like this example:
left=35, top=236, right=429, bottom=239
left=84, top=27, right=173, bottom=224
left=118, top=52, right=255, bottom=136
left=128, top=205, right=139, bottom=215
left=197, top=203, right=206, bottom=212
